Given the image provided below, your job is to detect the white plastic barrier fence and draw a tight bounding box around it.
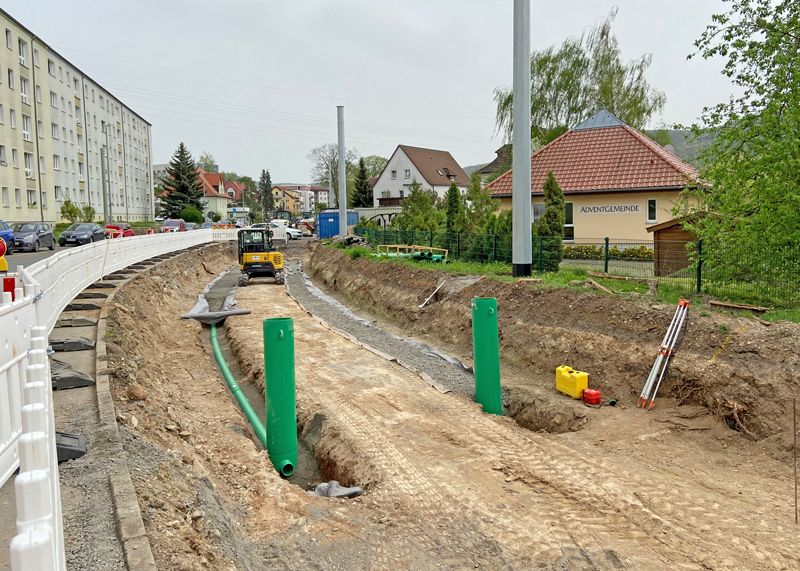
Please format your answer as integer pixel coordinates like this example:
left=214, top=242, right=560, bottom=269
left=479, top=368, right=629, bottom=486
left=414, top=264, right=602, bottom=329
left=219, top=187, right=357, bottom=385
left=1, top=229, right=221, bottom=569
left=212, top=227, right=238, bottom=241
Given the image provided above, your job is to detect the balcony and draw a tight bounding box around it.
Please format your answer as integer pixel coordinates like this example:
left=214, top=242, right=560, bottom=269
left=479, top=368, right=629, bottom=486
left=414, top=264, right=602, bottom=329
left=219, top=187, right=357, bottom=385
left=76, top=123, right=83, bottom=136
left=77, top=151, right=84, bottom=161
left=79, top=180, right=86, bottom=191
left=74, top=95, right=81, bottom=108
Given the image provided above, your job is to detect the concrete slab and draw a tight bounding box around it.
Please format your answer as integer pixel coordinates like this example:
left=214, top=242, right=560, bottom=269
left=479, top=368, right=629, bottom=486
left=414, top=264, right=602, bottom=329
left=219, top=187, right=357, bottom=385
left=50, top=325, right=98, bottom=342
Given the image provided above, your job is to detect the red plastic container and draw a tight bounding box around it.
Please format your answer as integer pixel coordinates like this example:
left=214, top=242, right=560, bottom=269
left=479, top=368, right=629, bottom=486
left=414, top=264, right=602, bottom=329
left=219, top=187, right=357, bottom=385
left=2, top=277, right=16, bottom=301
left=582, top=388, right=602, bottom=406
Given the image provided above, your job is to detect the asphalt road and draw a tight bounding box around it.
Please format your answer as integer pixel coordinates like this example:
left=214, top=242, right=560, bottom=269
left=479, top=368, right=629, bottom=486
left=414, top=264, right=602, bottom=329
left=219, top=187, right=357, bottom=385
left=4, top=245, right=63, bottom=269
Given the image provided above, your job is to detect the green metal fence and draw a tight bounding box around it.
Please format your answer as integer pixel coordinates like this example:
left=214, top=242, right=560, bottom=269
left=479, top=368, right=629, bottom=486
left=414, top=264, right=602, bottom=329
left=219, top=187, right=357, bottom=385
left=354, top=227, right=799, bottom=307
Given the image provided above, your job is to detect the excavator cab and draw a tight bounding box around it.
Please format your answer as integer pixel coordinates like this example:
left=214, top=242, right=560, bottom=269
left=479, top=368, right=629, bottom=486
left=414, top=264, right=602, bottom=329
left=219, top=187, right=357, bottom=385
left=237, top=228, right=284, bottom=285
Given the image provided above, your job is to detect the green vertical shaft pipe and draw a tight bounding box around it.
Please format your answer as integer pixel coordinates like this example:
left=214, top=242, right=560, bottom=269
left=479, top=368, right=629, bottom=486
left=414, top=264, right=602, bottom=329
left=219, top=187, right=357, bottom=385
left=263, top=317, right=298, bottom=478
left=471, top=298, right=503, bottom=415
left=210, top=324, right=267, bottom=447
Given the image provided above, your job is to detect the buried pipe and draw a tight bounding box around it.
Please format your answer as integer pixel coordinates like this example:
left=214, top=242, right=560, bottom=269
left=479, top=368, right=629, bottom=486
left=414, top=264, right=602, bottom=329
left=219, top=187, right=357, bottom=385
left=209, top=323, right=268, bottom=450
left=263, top=318, right=299, bottom=478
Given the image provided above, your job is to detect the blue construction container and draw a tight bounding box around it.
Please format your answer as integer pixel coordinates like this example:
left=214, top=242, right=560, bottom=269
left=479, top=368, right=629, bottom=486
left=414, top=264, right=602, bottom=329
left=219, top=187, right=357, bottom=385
left=317, top=210, right=359, bottom=239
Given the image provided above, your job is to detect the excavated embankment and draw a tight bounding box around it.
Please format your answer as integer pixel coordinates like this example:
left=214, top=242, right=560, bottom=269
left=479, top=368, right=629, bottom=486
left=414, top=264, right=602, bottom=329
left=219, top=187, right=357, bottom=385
left=307, top=244, right=800, bottom=451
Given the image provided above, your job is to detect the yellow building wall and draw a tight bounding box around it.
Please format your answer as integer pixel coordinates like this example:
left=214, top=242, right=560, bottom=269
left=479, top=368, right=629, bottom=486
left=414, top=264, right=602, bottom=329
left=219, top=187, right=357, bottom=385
left=498, top=190, right=683, bottom=241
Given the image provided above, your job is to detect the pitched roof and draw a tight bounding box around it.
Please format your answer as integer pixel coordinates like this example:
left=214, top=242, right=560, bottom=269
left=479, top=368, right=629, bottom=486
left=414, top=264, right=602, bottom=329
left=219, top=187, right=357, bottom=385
left=475, top=144, right=511, bottom=175
left=367, top=176, right=379, bottom=189
left=224, top=180, right=244, bottom=200
left=487, top=110, right=700, bottom=197
left=198, top=170, right=230, bottom=199
left=396, top=145, right=470, bottom=187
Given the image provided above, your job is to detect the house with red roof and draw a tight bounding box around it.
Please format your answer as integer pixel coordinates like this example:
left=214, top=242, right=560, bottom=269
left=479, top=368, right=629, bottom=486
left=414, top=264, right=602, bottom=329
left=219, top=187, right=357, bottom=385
left=486, top=110, right=699, bottom=241
left=198, top=169, right=246, bottom=221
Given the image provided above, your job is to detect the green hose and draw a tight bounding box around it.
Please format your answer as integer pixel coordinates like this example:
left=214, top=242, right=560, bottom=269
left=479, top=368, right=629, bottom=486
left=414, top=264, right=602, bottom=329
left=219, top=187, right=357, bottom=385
left=210, top=324, right=268, bottom=447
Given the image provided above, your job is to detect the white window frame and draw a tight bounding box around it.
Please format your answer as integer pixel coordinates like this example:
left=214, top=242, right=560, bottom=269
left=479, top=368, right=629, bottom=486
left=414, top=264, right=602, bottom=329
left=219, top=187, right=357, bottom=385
left=27, top=189, right=36, bottom=207
left=5, top=29, right=11, bottom=50
left=1, top=187, right=8, bottom=208
left=39, top=155, right=44, bottom=174
left=18, top=38, right=27, bottom=67
left=24, top=152, right=34, bottom=179
left=391, top=170, right=397, bottom=180
left=50, top=91, right=57, bottom=108
left=7, top=68, right=14, bottom=89
left=52, top=154, right=60, bottom=170
left=563, top=202, right=575, bottom=241
left=47, top=59, right=55, bottom=76
left=9, top=109, right=16, bottom=129
left=647, top=198, right=657, bottom=224
left=11, top=148, right=19, bottom=168
left=19, top=77, right=29, bottom=104
left=0, top=146, right=5, bottom=165
left=21, top=114, right=31, bottom=141
left=0, top=104, right=4, bottom=124
left=51, top=122, right=59, bottom=140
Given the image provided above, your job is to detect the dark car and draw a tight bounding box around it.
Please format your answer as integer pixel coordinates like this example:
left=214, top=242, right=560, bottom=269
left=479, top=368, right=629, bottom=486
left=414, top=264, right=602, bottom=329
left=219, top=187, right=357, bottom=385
left=105, top=223, right=134, bottom=238
left=13, top=222, right=55, bottom=252
left=0, top=220, right=14, bottom=255
left=59, top=223, right=106, bottom=247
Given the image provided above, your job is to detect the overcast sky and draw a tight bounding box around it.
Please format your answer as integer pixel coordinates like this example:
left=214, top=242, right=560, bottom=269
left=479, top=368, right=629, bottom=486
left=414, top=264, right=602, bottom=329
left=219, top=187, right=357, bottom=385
left=6, top=0, right=734, bottom=182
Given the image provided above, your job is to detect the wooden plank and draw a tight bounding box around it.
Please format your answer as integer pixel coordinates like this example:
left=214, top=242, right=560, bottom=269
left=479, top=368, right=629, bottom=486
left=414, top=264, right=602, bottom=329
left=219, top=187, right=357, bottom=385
left=709, top=300, right=770, bottom=313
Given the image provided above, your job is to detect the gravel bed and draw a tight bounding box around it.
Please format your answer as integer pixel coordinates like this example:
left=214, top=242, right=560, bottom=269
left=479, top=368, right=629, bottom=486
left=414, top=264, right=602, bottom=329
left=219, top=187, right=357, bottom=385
left=285, top=260, right=477, bottom=398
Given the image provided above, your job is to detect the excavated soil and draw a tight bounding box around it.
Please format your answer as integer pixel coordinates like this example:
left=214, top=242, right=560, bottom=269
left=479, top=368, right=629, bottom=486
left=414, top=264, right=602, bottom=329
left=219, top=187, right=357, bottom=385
left=307, top=245, right=800, bottom=456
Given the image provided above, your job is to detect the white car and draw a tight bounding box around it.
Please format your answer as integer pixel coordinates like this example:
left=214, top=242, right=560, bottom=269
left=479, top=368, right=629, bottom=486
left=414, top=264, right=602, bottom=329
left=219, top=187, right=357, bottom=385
left=286, top=228, right=303, bottom=240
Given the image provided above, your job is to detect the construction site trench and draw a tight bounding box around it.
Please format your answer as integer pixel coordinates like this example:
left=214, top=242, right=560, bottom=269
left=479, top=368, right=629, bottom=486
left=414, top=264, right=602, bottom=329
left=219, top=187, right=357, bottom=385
left=104, top=239, right=799, bottom=570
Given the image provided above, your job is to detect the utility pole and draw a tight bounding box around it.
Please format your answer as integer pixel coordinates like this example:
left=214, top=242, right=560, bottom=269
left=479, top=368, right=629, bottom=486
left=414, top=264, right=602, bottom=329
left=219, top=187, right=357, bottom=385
left=100, top=146, right=109, bottom=224
left=337, top=106, right=347, bottom=236
left=328, top=164, right=334, bottom=210
left=511, top=0, right=532, bottom=277
left=103, top=124, right=113, bottom=223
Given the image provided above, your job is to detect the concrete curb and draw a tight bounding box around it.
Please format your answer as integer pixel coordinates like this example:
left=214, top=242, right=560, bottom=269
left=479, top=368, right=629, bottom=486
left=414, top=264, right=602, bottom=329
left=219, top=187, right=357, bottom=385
left=92, top=247, right=215, bottom=571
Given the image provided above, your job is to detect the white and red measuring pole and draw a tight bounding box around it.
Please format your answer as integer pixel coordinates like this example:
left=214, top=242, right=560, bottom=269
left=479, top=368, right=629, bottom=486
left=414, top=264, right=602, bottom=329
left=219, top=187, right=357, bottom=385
left=638, top=299, right=690, bottom=410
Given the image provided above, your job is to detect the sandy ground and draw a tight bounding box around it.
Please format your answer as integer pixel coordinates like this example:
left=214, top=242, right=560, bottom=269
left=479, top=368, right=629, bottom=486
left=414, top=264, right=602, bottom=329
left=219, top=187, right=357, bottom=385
left=101, top=239, right=800, bottom=570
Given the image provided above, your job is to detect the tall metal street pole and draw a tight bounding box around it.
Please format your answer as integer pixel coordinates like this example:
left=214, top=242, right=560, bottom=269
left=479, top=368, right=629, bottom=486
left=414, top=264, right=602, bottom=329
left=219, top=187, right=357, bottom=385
left=337, top=106, right=347, bottom=236
left=103, top=124, right=114, bottom=223
left=511, top=0, right=532, bottom=277
left=100, top=146, right=109, bottom=224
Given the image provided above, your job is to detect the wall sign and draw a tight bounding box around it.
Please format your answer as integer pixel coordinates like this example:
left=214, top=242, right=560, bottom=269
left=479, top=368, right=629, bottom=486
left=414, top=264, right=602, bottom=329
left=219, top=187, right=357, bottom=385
left=579, top=205, right=640, bottom=214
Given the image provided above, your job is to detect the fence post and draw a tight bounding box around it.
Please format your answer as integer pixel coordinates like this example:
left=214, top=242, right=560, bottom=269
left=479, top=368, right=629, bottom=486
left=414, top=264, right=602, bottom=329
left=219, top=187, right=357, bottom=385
left=492, top=234, right=497, bottom=262
left=696, top=239, right=703, bottom=294
left=429, top=231, right=433, bottom=248
left=604, top=237, right=610, bottom=273
left=537, top=236, right=543, bottom=273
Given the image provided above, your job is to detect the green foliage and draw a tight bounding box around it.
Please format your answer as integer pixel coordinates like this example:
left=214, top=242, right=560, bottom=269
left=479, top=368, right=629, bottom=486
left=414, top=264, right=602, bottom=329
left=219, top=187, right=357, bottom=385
left=535, top=172, right=565, bottom=271
left=161, top=142, right=205, bottom=218
left=563, top=244, right=604, bottom=260
left=680, top=0, right=800, bottom=291
left=562, top=244, right=654, bottom=261
left=209, top=211, right=221, bottom=223
left=347, top=246, right=372, bottom=260
left=307, top=143, right=358, bottom=207
left=494, top=8, right=665, bottom=143
left=180, top=206, right=204, bottom=223
left=444, top=182, right=465, bottom=233
left=258, top=169, right=274, bottom=217
left=351, top=157, right=372, bottom=207
left=80, top=204, right=96, bottom=222
left=361, top=155, right=388, bottom=178
left=392, top=181, right=443, bottom=232
left=60, top=199, right=81, bottom=223
left=358, top=216, right=381, bottom=230
left=197, top=151, right=217, bottom=172
left=464, top=172, right=499, bottom=232
left=53, top=222, right=71, bottom=240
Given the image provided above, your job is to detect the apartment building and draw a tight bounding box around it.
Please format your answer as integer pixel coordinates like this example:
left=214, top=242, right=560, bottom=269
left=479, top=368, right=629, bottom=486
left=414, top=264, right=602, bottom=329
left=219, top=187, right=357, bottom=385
left=0, top=8, right=154, bottom=224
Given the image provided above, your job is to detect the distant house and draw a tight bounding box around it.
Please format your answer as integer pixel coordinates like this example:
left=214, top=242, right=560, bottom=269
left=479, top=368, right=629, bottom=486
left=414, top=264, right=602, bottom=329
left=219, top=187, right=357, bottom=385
left=474, top=144, right=511, bottom=183
left=372, top=145, right=470, bottom=207
left=271, top=184, right=327, bottom=213
left=199, top=170, right=232, bottom=221
left=271, top=185, right=302, bottom=214
left=486, top=110, right=699, bottom=241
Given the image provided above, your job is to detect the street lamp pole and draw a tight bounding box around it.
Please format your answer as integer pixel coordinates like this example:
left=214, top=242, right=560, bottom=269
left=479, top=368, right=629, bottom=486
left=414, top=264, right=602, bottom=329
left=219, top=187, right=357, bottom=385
left=337, top=106, right=347, bottom=237
left=511, top=0, right=532, bottom=277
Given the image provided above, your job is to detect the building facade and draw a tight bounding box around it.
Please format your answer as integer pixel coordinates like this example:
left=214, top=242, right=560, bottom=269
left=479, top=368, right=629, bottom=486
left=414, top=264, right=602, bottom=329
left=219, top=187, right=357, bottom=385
left=372, top=145, right=470, bottom=207
left=487, top=110, right=699, bottom=242
left=0, top=8, right=153, bottom=224
left=271, top=184, right=328, bottom=214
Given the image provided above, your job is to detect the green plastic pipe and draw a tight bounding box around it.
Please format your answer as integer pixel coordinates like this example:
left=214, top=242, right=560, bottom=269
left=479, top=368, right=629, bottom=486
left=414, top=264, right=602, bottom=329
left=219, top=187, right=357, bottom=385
left=263, top=317, right=298, bottom=478
left=471, top=297, right=503, bottom=415
left=209, top=324, right=268, bottom=447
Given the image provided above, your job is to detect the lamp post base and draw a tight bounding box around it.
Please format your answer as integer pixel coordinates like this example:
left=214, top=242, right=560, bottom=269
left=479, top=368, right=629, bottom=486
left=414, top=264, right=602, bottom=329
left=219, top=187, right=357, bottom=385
left=512, top=263, right=532, bottom=277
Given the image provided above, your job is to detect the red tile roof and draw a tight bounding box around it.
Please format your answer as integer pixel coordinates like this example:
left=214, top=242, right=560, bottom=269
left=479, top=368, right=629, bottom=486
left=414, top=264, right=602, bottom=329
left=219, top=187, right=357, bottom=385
left=224, top=180, right=244, bottom=200
left=198, top=169, right=229, bottom=199
left=487, top=123, right=699, bottom=197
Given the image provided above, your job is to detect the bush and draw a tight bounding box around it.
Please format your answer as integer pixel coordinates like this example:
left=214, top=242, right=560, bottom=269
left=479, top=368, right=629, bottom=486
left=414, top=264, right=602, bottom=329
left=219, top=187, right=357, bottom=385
left=80, top=205, right=96, bottom=222
left=347, top=246, right=372, bottom=259
left=180, top=206, right=204, bottom=223
left=609, top=245, right=653, bottom=261
left=564, top=244, right=604, bottom=260
left=60, top=199, right=81, bottom=222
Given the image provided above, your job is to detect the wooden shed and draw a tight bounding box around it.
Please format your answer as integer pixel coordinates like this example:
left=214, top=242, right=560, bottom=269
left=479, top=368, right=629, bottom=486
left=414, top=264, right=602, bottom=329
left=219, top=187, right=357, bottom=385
left=646, top=217, right=696, bottom=277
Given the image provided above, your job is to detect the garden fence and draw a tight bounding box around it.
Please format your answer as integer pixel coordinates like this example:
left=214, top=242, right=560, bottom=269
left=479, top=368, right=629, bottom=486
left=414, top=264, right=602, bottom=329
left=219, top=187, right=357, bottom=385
left=355, top=227, right=799, bottom=307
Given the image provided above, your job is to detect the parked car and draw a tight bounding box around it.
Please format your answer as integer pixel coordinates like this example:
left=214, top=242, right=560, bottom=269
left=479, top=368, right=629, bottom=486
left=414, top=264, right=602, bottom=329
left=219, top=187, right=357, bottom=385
left=185, top=222, right=198, bottom=231
left=59, top=223, right=106, bottom=247
left=105, top=223, right=134, bottom=238
left=13, top=222, right=55, bottom=252
left=286, top=227, right=303, bottom=240
left=0, top=220, right=15, bottom=255
left=160, top=219, right=186, bottom=233
left=200, top=221, right=214, bottom=229
left=249, top=223, right=267, bottom=229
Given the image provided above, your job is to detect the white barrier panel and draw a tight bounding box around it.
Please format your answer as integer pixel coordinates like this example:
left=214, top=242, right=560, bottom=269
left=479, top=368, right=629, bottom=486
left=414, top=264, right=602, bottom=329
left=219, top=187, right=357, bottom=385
left=1, top=229, right=224, bottom=570
left=212, top=228, right=238, bottom=241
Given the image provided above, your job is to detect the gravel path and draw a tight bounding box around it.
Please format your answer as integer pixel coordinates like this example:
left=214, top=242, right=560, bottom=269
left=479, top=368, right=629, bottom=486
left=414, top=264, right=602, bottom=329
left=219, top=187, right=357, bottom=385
left=285, top=259, right=477, bottom=398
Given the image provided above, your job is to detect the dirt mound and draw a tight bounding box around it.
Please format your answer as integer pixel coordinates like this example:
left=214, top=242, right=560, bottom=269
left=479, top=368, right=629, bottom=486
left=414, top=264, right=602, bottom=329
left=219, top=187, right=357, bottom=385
left=308, top=245, right=800, bottom=450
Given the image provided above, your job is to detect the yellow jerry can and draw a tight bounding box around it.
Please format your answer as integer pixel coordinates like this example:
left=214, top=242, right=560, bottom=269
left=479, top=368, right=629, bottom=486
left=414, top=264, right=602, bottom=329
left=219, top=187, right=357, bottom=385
left=555, top=366, right=589, bottom=399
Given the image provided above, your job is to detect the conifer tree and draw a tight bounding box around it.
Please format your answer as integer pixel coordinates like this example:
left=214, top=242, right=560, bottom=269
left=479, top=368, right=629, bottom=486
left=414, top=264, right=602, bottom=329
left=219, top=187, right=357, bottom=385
left=161, top=142, right=204, bottom=218
left=351, top=158, right=372, bottom=207
left=258, top=170, right=274, bottom=217
left=535, top=171, right=565, bottom=271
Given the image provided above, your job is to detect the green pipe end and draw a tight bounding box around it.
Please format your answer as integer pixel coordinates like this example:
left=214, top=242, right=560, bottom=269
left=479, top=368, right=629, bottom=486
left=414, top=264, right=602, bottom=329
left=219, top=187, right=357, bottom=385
left=275, top=459, right=295, bottom=478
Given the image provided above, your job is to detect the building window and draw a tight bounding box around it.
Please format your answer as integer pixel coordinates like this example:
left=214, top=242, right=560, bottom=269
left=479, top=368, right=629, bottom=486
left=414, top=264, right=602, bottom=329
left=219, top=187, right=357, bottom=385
left=11, top=149, right=18, bottom=168
left=391, top=170, right=397, bottom=179
left=18, top=39, right=28, bottom=66
left=20, top=77, right=29, bottom=103
left=9, top=109, right=16, bottom=129
left=532, top=203, right=545, bottom=223
left=15, top=188, right=21, bottom=207
left=399, top=190, right=405, bottom=199
left=40, top=191, right=46, bottom=209
left=51, top=122, right=59, bottom=139
left=39, top=155, right=44, bottom=174
left=5, top=29, right=11, bottom=49
left=35, top=84, right=41, bottom=103
left=24, top=153, right=34, bottom=179
left=0, top=104, right=3, bottom=124
left=47, top=59, right=55, bottom=76
left=52, top=154, right=60, bottom=170
left=647, top=199, right=657, bottom=223
left=404, top=169, right=410, bottom=179
left=21, top=114, right=31, bottom=141
left=33, top=48, right=38, bottom=67
left=50, top=91, right=57, bottom=108
left=54, top=186, right=61, bottom=201
left=564, top=202, right=574, bottom=240
left=0, top=146, right=5, bottom=165
left=27, top=189, right=36, bottom=206
left=37, top=119, right=43, bottom=137
left=1, top=187, right=8, bottom=208
left=7, top=68, right=14, bottom=89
